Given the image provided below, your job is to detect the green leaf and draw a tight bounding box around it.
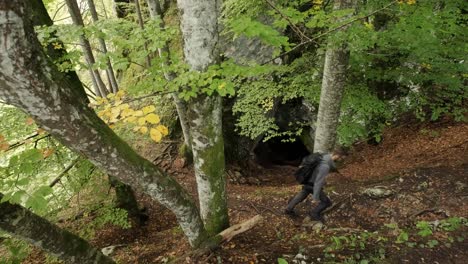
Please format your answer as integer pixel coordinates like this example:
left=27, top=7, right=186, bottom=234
left=277, top=258, right=288, bottom=264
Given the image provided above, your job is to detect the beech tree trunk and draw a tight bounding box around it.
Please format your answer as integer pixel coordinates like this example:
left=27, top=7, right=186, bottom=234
left=313, top=0, right=356, bottom=153
left=0, top=0, right=209, bottom=248
left=0, top=194, right=115, bottom=264
left=65, top=0, right=109, bottom=97
left=146, top=0, right=193, bottom=153
left=87, top=0, right=119, bottom=93
left=177, top=0, right=229, bottom=235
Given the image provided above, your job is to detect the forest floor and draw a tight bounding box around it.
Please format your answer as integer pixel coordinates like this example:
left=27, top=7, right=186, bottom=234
left=26, top=119, right=468, bottom=264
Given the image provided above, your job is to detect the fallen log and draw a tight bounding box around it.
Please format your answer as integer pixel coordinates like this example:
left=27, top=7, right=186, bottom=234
left=219, top=215, right=263, bottom=242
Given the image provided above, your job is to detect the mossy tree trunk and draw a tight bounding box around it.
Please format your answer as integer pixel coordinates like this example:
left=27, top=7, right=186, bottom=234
left=65, top=0, right=109, bottom=97
left=0, top=0, right=209, bottom=248
left=146, top=0, right=193, bottom=156
left=176, top=0, right=229, bottom=235
left=87, top=0, right=119, bottom=93
left=108, top=176, right=141, bottom=219
left=313, top=0, right=356, bottom=153
left=0, top=194, right=115, bottom=264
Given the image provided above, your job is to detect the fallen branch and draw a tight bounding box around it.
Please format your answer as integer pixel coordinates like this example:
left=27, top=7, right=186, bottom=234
left=219, top=215, right=263, bottom=242
left=410, top=208, right=447, bottom=219
left=323, top=194, right=352, bottom=214
left=172, top=215, right=263, bottom=263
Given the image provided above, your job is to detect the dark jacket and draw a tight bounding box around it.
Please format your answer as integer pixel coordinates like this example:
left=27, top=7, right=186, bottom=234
left=305, top=153, right=336, bottom=201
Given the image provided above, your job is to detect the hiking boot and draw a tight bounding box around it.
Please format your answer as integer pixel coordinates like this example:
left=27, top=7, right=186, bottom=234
left=284, top=209, right=299, bottom=218
left=309, top=213, right=324, bottom=222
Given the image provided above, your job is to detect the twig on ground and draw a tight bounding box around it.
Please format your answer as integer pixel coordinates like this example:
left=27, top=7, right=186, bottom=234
left=323, top=194, right=352, bottom=214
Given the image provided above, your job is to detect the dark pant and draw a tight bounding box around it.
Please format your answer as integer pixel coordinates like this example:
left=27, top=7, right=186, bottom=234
left=286, top=185, right=332, bottom=219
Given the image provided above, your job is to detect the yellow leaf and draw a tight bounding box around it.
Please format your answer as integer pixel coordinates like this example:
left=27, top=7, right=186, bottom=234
left=41, top=148, right=55, bottom=159
left=133, top=126, right=141, bottom=132
left=150, top=128, right=162, bottom=142
left=116, top=90, right=126, bottom=98
left=156, top=125, right=169, bottom=136
left=145, top=113, right=160, bottom=124
left=113, top=100, right=123, bottom=107
left=106, top=93, right=115, bottom=99
left=121, top=108, right=134, bottom=118
left=125, top=116, right=137, bottom=123
left=142, top=105, right=156, bottom=114
left=97, top=110, right=107, bottom=118
left=134, top=110, right=144, bottom=117
left=140, top=126, right=148, bottom=134
left=0, top=135, right=4, bottom=142
left=138, top=117, right=146, bottom=126
left=37, top=128, right=46, bottom=135
left=119, top=103, right=130, bottom=110
left=109, top=124, right=116, bottom=129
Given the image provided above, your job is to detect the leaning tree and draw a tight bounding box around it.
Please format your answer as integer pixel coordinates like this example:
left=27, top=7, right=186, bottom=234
left=0, top=0, right=207, bottom=247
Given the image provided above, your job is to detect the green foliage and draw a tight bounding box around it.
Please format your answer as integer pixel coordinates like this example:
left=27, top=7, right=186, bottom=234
left=94, top=206, right=132, bottom=229
left=416, top=221, right=433, bottom=237
left=277, top=258, right=288, bottom=264
left=0, top=237, right=30, bottom=264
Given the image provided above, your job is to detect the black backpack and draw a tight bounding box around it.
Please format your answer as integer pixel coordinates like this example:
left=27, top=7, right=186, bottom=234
left=294, top=153, right=323, bottom=184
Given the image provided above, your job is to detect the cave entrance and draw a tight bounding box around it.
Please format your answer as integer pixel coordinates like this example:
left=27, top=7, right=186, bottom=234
left=254, top=136, right=310, bottom=167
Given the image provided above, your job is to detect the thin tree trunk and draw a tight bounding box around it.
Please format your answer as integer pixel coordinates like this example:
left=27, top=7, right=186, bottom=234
left=113, top=0, right=130, bottom=18
left=313, top=0, right=356, bottom=153
left=65, top=0, right=109, bottom=97
left=0, top=1, right=209, bottom=247
left=146, top=0, right=192, bottom=152
left=108, top=175, right=141, bottom=219
left=0, top=194, right=115, bottom=264
left=134, top=0, right=152, bottom=67
left=87, top=0, right=119, bottom=93
left=177, top=0, right=229, bottom=235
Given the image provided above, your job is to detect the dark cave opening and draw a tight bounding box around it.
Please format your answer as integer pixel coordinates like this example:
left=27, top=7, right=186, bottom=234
left=254, top=137, right=310, bottom=167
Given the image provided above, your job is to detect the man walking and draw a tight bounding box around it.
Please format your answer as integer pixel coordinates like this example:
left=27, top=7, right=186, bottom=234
left=285, top=152, right=340, bottom=222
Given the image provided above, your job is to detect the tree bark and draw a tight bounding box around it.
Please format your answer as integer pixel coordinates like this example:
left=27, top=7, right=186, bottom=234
left=146, top=0, right=193, bottom=153
left=87, top=0, right=119, bottom=93
left=0, top=194, right=115, bottom=264
left=30, top=0, right=88, bottom=102
left=108, top=175, right=141, bottom=219
left=177, top=0, right=229, bottom=235
left=313, top=0, right=356, bottom=153
left=113, top=0, right=130, bottom=18
left=134, top=0, right=152, bottom=67
left=65, top=0, right=109, bottom=97
left=0, top=0, right=208, bottom=248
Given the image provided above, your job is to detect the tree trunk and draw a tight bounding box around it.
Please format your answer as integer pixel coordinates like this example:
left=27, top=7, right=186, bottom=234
left=313, top=0, right=356, bottom=153
left=30, top=0, right=89, bottom=101
left=146, top=0, right=193, bottom=153
left=108, top=175, right=141, bottom=219
left=0, top=0, right=209, bottom=248
left=65, top=0, right=109, bottom=97
left=0, top=194, right=115, bottom=264
left=87, top=0, right=119, bottom=93
left=113, top=0, right=130, bottom=18
left=177, top=0, right=229, bottom=235
left=134, top=0, right=152, bottom=67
